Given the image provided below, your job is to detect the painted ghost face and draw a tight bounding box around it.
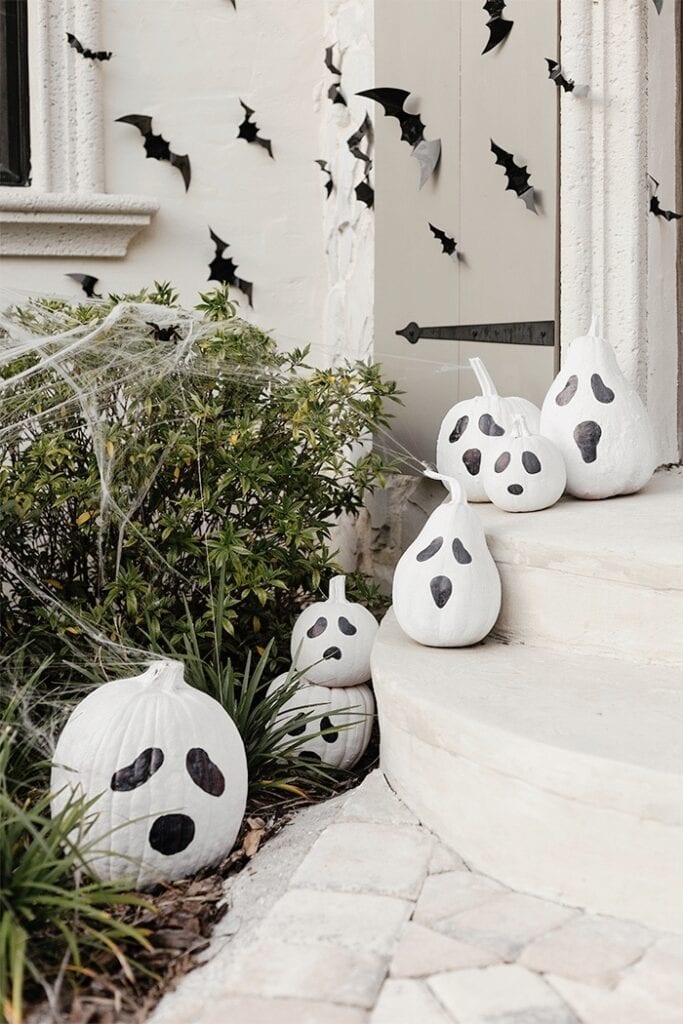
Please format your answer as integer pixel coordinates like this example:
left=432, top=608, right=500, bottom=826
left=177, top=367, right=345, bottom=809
left=483, top=419, right=567, bottom=512
left=291, top=576, right=379, bottom=687
left=540, top=319, right=656, bottom=499
left=51, top=662, right=248, bottom=888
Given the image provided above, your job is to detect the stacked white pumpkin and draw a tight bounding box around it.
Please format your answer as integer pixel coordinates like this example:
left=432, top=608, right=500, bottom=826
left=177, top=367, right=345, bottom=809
left=267, top=575, right=379, bottom=769
left=393, top=317, right=656, bottom=649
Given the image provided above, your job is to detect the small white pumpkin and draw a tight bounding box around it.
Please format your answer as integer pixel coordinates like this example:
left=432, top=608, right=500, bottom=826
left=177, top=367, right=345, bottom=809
left=540, top=316, right=656, bottom=499
left=267, top=672, right=374, bottom=770
left=290, top=575, right=379, bottom=687
left=436, top=357, right=542, bottom=502
left=51, top=660, right=248, bottom=888
left=392, top=471, right=501, bottom=647
left=482, top=415, right=567, bottom=512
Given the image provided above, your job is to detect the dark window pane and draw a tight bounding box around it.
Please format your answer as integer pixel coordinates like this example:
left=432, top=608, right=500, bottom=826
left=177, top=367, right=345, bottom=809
left=0, top=0, right=31, bottom=186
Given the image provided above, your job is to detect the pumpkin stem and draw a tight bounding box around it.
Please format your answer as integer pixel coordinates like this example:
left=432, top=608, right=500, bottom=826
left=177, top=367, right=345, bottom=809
left=145, top=660, right=186, bottom=690
left=328, top=575, right=347, bottom=602
left=423, top=467, right=465, bottom=505
left=469, top=357, right=498, bottom=397
left=510, top=415, right=531, bottom=439
left=587, top=313, right=601, bottom=337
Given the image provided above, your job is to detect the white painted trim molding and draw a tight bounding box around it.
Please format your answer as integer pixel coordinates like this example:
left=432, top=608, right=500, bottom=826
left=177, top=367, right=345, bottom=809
left=560, top=0, right=679, bottom=462
left=3, top=0, right=158, bottom=256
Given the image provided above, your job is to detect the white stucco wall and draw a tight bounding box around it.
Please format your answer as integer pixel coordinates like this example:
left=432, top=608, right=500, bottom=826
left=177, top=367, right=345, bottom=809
left=1, top=0, right=333, bottom=355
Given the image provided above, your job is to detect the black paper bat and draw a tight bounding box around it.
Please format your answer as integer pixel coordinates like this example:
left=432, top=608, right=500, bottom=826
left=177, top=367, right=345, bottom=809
left=208, top=228, right=253, bottom=307
left=66, top=273, right=101, bottom=298
left=146, top=321, right=181, bottom=342
left=482, top=0, right=513, bottom=55
left=315, top=159, right=334, bottom=199
left=545, top=58, right=588, bottom=97
left=347, top=114, right=373, bottom=164
left=237, top=101, right=273, bottom=159
left=648, top=176, right=681, bottom=221
left=429, top=224, right=458, bottom=262
left=357, top=88, right=441, bottom=188
left=355, top=179, right=374, bottom=209
left=491, top=139, right=536, bottom=213
left=325, top=46, right=346, bottom=106
left=66, top=32, right=112, bottom=61
left=115, top=115, right=191, bottom=191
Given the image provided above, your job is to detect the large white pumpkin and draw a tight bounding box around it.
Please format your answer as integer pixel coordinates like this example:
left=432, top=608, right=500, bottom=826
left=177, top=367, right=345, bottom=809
left=290, top=575, right=379, bottom=687
left=540, top=316, right=656, bottom=499
left=482, top=415, right=567, bottom=512
left=51, top=660, right=248, bottom=888
left=436, top=357, right=541, bottom=502
left=392, top=471, right=501, bottom=647
left=267, top=672, right=374, bottom=770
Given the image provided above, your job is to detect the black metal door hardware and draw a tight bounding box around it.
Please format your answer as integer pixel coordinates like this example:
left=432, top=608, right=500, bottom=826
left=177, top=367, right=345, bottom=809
left=396, top=320, right=555, bottom=347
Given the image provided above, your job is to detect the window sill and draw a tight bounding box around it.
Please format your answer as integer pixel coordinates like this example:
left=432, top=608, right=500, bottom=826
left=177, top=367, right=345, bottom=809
left=0, top=191, right=159, bottom=256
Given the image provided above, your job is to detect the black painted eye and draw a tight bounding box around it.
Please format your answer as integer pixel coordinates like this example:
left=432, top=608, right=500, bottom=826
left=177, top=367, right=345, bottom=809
left=111, top=747, right=164, bottom=792
left=591, top=373, right=615, bottom=403
left=508, top=484, right=524, bottom=495
left=478, top=414, right=505, bottom=437
left=574, top=420, right=602, bottom=463
left=494, top=451, right=511, bottom=473
left=417, top=537, right=443, bottom=562
left=462, top=449, right=481, bottom=476
left=320, top=715, right=339, bottom=744
left=449, top=415, right=469, bottom=443
left=186, top=748, right=225, bottom=797
left=522, top=451, right=541, bottom=474
left=430, top=575, right=452, bottom=608
left=452, top=538, right=472, bottom=564
left=323, top=646, right=342, bottom=660
left=149, top=813, right=195, bottom=855
left=288, top=717, right=306, bottom=737
left=338, top=616, right=357, bottom=636
left=307, top=616, right=327, bottom=638
left=555, top=375, right=578, bottom=406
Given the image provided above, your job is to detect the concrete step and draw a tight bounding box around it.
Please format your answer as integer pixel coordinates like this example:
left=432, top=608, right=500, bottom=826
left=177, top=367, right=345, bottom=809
left=372, top=609, right=683, bottom=934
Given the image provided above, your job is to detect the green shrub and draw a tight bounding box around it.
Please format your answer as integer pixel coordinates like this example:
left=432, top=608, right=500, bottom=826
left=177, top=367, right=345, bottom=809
left=0, top=284, right=397, bottom=671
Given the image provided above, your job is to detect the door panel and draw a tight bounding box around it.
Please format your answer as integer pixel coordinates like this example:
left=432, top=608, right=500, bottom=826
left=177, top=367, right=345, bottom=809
left=373, top=0, right=558, bottom=467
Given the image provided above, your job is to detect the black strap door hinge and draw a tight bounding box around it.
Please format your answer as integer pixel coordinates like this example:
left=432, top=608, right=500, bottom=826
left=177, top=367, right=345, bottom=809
left=396, top=320, right=555, bottom=347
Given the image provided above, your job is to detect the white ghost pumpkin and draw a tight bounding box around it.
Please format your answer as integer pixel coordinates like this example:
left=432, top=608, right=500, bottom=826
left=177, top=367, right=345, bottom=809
left=540, top=316, right=656, bottom=499
left=436, top=357, right=541, bottom=502
left=392, top=471, right=501, bottom=647
left=482, top=415, right=567, bottom=512
left=291, top=575, right=379, bottom=687
left=267, top=672, right=374, bottom=770
left=51, top=660, right=248, bottom=888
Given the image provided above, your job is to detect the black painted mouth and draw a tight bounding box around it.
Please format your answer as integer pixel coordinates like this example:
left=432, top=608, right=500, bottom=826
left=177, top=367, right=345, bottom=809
left=507, top=484, right=524, bottom=495
left=323, top=646, right=342, bottom=660
left=149, top=813, right=195, bottom=855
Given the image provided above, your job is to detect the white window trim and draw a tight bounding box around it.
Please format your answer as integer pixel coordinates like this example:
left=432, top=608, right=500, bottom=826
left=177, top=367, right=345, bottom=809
left=0, top=0, right=158, bottom=256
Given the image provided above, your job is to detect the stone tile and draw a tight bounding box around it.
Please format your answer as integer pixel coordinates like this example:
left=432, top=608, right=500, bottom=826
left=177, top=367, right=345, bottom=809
left=339, top=770, right=420, bottom=826
left=263, top=888, right=412, bottom=958
left=436, top=891, right=576, bottom=960
left=429, top=841, right=469, bottom=874
left=429, top=965, right=577, bottom=1024
left=520, top=913, right=654, bottom=988
left=548, top=973, right=682, bottom=1024
left=291, top=821, right=434, bottom=900
left=222, top=938, right=386, bottom=1008
left=197, top=995, right=369, bottom=1024
left=370, top=979, right=452, bottom=1024
left=624, top=935, right=683, bottom=1006
left=390, top=921, right=500, bottom=978
left=413, top=871, right=506, bottom=926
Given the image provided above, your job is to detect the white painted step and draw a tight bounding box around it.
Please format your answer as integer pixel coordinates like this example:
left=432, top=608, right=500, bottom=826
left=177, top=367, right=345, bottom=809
left=475, top=468, right=683, bottom=666
left=372, top=609, right=683, bottom=934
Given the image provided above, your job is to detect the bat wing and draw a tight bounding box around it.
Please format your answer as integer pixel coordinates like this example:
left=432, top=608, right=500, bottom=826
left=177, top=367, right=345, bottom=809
left=358, top=88, right=425, bottom=146
left=347, top=114, right=372, bottom=162
left=66, top=32, right=84, bottom=55
left=240, top=100, right=254, bottom=119
left=355, top=180, right=374, bottom=209
left=115, top=114, right=153, bottom=137
left=651, top=196, right=682, bottom=221
left=491, top=140, right=536, bottom=212
left=482, top=16, right=513, bottom=55
left=170, top=152, right=191, bottom=191
left=66, top=273, right=101, bottom=298
left=413, top=138, right=441, bottom=188
left=256, top=136, right=274, bottom=159
left=428, top=223, right=457, bottom=258
left=324, top=46, right=342, bottom=76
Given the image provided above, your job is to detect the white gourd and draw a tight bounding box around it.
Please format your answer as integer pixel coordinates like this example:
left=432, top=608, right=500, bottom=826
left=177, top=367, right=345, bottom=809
left=51, top=660, right=247, bottom=889
left=392, top=471, right=501, bottom=647
left=540, top=316, right=656, bottom=499
left=267, top=672, right=374, bottom=770
left=482, top=415, right=567, bottom=512
left=436, top=357, right=541, bottom=502
left=291, top=575, right=379, bottom=687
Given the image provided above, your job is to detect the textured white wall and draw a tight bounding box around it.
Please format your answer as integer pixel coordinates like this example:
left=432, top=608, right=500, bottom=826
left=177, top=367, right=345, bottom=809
left=2, top=0, right=334, bottom=355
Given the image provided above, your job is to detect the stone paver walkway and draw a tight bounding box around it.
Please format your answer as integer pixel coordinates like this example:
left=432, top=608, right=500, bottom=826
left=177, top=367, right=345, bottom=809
left=150, top=771, right=683, bottom=1024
